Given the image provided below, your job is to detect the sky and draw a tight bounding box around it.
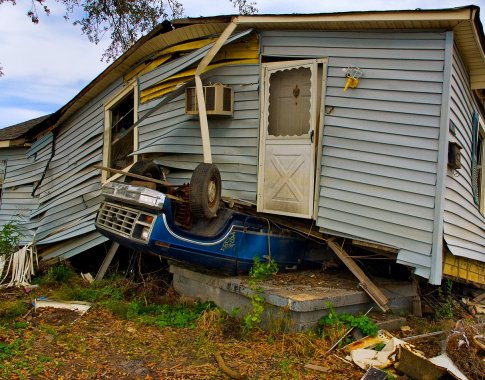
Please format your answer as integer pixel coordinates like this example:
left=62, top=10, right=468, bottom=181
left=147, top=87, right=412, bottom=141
left=0, top=0, right=484, bottom=129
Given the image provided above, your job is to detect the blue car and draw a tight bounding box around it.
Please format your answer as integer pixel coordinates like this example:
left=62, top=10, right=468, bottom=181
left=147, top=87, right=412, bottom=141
left=95, top=180, right=331, bottom=275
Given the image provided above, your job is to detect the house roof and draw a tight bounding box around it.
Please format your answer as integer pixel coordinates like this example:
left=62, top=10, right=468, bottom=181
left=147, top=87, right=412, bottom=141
left=28, top=6, right=485, bottom=138
left=0, top=115, right=51, bottom=147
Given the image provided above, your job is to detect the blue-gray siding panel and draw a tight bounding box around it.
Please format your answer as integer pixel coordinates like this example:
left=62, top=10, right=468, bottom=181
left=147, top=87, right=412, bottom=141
left=260, top=30, right=446, bottom=280
left=137, top=64, right=260, bottom=202
left=443, top=46, right=485, bottom=262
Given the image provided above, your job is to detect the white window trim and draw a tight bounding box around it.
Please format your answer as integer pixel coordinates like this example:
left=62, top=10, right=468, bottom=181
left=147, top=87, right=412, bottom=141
left=102, top=80, right=139, bottom=183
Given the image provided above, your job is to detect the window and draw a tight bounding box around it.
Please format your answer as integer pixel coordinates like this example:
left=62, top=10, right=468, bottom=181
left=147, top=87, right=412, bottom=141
left=102, top=81, right=138, bottom=182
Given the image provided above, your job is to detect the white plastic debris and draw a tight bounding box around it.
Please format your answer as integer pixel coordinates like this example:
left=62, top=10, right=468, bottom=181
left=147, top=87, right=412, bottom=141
left=34, top=299, right=91, bottom=315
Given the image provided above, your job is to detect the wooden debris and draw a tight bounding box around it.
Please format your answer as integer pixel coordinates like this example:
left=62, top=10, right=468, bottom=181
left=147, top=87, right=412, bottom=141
left=327, top=240, right=390, bottom=312
left=396, top=346, right=448, bottom=380
left=214, top=351, right=244, bottom=379
left=94, top=164, right=176, bottom=187
left=402, top=331, right=445, bottom=342
left=359, top=366, right=388, bottom=380
left=304, top=363, right=329, bottom=373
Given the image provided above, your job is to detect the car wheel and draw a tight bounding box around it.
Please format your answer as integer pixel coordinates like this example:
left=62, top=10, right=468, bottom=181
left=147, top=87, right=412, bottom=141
left=189, top=163, right=221, bottom=219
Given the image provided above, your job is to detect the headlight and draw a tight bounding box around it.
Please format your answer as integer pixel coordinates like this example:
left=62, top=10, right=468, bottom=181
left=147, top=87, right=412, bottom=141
left=141, top=227, right=150, bottom=241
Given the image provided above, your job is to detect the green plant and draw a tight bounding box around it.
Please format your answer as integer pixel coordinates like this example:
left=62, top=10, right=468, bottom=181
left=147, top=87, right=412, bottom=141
left=249, top=256, right=278, bottom=280
left=435, top=279, right=455, bottom=320
left=242, top=257, right=278, bottom=333
left=0, top=339, right=23, bottom=361
left=0, top=221, right=22, bottom=258
left=41, top=261, right=76, bottom=284
left=127, top=300, right=214, bottom=329
left=0, top=300, right=29, bottom=323
left=318, top=303, right=378, bottom=340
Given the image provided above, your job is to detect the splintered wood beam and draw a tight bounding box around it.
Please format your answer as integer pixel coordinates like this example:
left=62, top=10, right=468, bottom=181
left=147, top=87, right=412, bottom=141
left=327, top=240, right=390, bottom=312
left=351, top=239, right=398, bottom=258
left=94, top=165, right=177, bottom=187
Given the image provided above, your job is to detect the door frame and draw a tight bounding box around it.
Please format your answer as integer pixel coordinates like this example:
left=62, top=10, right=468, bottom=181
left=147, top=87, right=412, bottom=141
left=257, top=58, right=327, bottom=219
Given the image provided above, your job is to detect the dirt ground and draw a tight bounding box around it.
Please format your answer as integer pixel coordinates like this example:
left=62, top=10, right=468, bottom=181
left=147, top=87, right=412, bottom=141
left=0, top=270, right=482, bottom=380
left=1, top=303, right=366, bottom=379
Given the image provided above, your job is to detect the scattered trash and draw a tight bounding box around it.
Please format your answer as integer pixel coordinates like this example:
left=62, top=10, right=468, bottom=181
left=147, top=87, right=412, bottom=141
left=359, top=366, right=388, bottom=380
left=396, top=345, right=450, bottom=380
left=81, top=272, right=94, bottom=284
left=0, top=243, right=38, bottom=288
left=430, top=353, right=468, bottom=380
left=33, top=299, right=91, bottom=315
left=344, top=330, right=408, bottom=370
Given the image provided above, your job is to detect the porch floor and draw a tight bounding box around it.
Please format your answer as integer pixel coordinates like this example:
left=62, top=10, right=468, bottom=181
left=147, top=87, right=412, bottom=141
left=170, top=264, right=418, bottom=332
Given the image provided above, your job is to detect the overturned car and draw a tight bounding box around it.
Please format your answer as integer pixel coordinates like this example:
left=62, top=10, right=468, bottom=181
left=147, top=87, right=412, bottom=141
left=95, top=161, right=332, bottom=275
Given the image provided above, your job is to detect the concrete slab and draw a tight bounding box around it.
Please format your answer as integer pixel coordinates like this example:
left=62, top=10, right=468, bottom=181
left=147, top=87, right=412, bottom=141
left=170, top=264, right=418, bottom=332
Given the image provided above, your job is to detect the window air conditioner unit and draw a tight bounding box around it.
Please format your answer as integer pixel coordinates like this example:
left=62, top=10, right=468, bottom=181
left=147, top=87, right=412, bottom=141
left=185, top=84, right=234, bottom=116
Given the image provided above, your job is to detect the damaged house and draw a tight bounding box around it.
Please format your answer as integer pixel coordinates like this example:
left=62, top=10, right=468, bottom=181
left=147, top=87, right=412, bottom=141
left=0, top=6, right=484, bottom=289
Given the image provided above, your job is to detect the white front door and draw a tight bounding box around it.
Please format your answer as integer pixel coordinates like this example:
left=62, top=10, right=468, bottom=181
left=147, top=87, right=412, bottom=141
left=257, top=60, right=320, bottom=219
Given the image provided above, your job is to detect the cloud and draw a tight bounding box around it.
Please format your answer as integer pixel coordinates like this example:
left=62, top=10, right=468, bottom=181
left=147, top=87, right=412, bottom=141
left=0, top=3, right=109, bottom=128
left=0, top=0, right=483, bottom=129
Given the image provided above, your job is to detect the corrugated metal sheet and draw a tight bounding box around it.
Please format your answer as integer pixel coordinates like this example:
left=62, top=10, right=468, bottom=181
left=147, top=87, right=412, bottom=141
left=260, top=30, right=447, bottom=280
left=443, top=45, right=485, bottom=262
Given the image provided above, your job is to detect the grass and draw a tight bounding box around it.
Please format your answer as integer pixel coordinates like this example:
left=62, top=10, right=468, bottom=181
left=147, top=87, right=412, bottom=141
left=0, top=261, right=466, bottom=379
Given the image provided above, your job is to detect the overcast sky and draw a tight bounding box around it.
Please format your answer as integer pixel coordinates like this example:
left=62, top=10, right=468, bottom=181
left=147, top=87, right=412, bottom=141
left=0, top=0, right=484, bottom=128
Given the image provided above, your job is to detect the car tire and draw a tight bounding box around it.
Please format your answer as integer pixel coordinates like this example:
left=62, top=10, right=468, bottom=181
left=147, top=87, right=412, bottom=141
left=189, top=163, right=221, bottom=219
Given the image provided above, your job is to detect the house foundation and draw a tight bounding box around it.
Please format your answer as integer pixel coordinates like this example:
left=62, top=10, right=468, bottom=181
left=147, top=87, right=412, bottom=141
left=170, top=264, right=418, bottom=332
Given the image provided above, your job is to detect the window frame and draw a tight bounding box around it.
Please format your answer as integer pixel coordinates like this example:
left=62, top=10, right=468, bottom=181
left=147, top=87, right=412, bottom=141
left=102, top=80, right=139, bottom=183
left=478, top=118, right=485, bottom=215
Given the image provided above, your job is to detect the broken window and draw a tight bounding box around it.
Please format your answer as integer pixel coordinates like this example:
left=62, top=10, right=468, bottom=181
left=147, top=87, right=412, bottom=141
left=103, top=82, right=138, bottom=182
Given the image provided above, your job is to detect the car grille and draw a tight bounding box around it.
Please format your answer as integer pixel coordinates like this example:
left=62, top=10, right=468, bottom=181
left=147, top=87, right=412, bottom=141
left=96, top=202, right=141, bottom=238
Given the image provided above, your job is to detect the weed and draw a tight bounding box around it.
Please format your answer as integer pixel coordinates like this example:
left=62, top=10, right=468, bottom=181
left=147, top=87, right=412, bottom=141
left=249, top=256, right=278, bottom=280
left=0, top=339, right=23, bottom=361
left=13, top=321, right=28, bottom=330
left=435, top=279, right=455, bottom=320
left=318, top=302, right=378, bottom=342
left=242, top=257, right=278, bottom=333
left=127, top=299, right=214, bottom=329
left=40, top=261, right=76, bottom=284
left=0, top=300, right=29, bottom=322
left=0, top=221, right=22, bottom=258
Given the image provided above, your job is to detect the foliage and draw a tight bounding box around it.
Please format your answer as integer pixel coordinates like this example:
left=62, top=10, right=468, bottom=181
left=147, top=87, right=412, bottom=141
left=0, top=0, right=258, bottom=70
left=435, top=279, right=455, bottom=320
left=0, top=221, right=22, bottom=258
left=40, top=261, right=76, bottom=284
left=127, top=299, right=215, bottom=328
left=249, top=256, right=278, bottom=281
left=318, top=302, right=378, bottom=339
left=0, top=300, right=29, bottom=323
left=242, top=257, right=278, bottom=332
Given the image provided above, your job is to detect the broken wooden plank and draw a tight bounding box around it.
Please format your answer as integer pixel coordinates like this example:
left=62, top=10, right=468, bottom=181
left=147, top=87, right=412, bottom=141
left=327, top=240, right=390, bottom=312
left=95, top=242, right=119, bottom=281
left=351, top=239, right=398, bottom=258
left=94, top=164, right=177, bottom=187
left=304, top=364, right=329, bottom=373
